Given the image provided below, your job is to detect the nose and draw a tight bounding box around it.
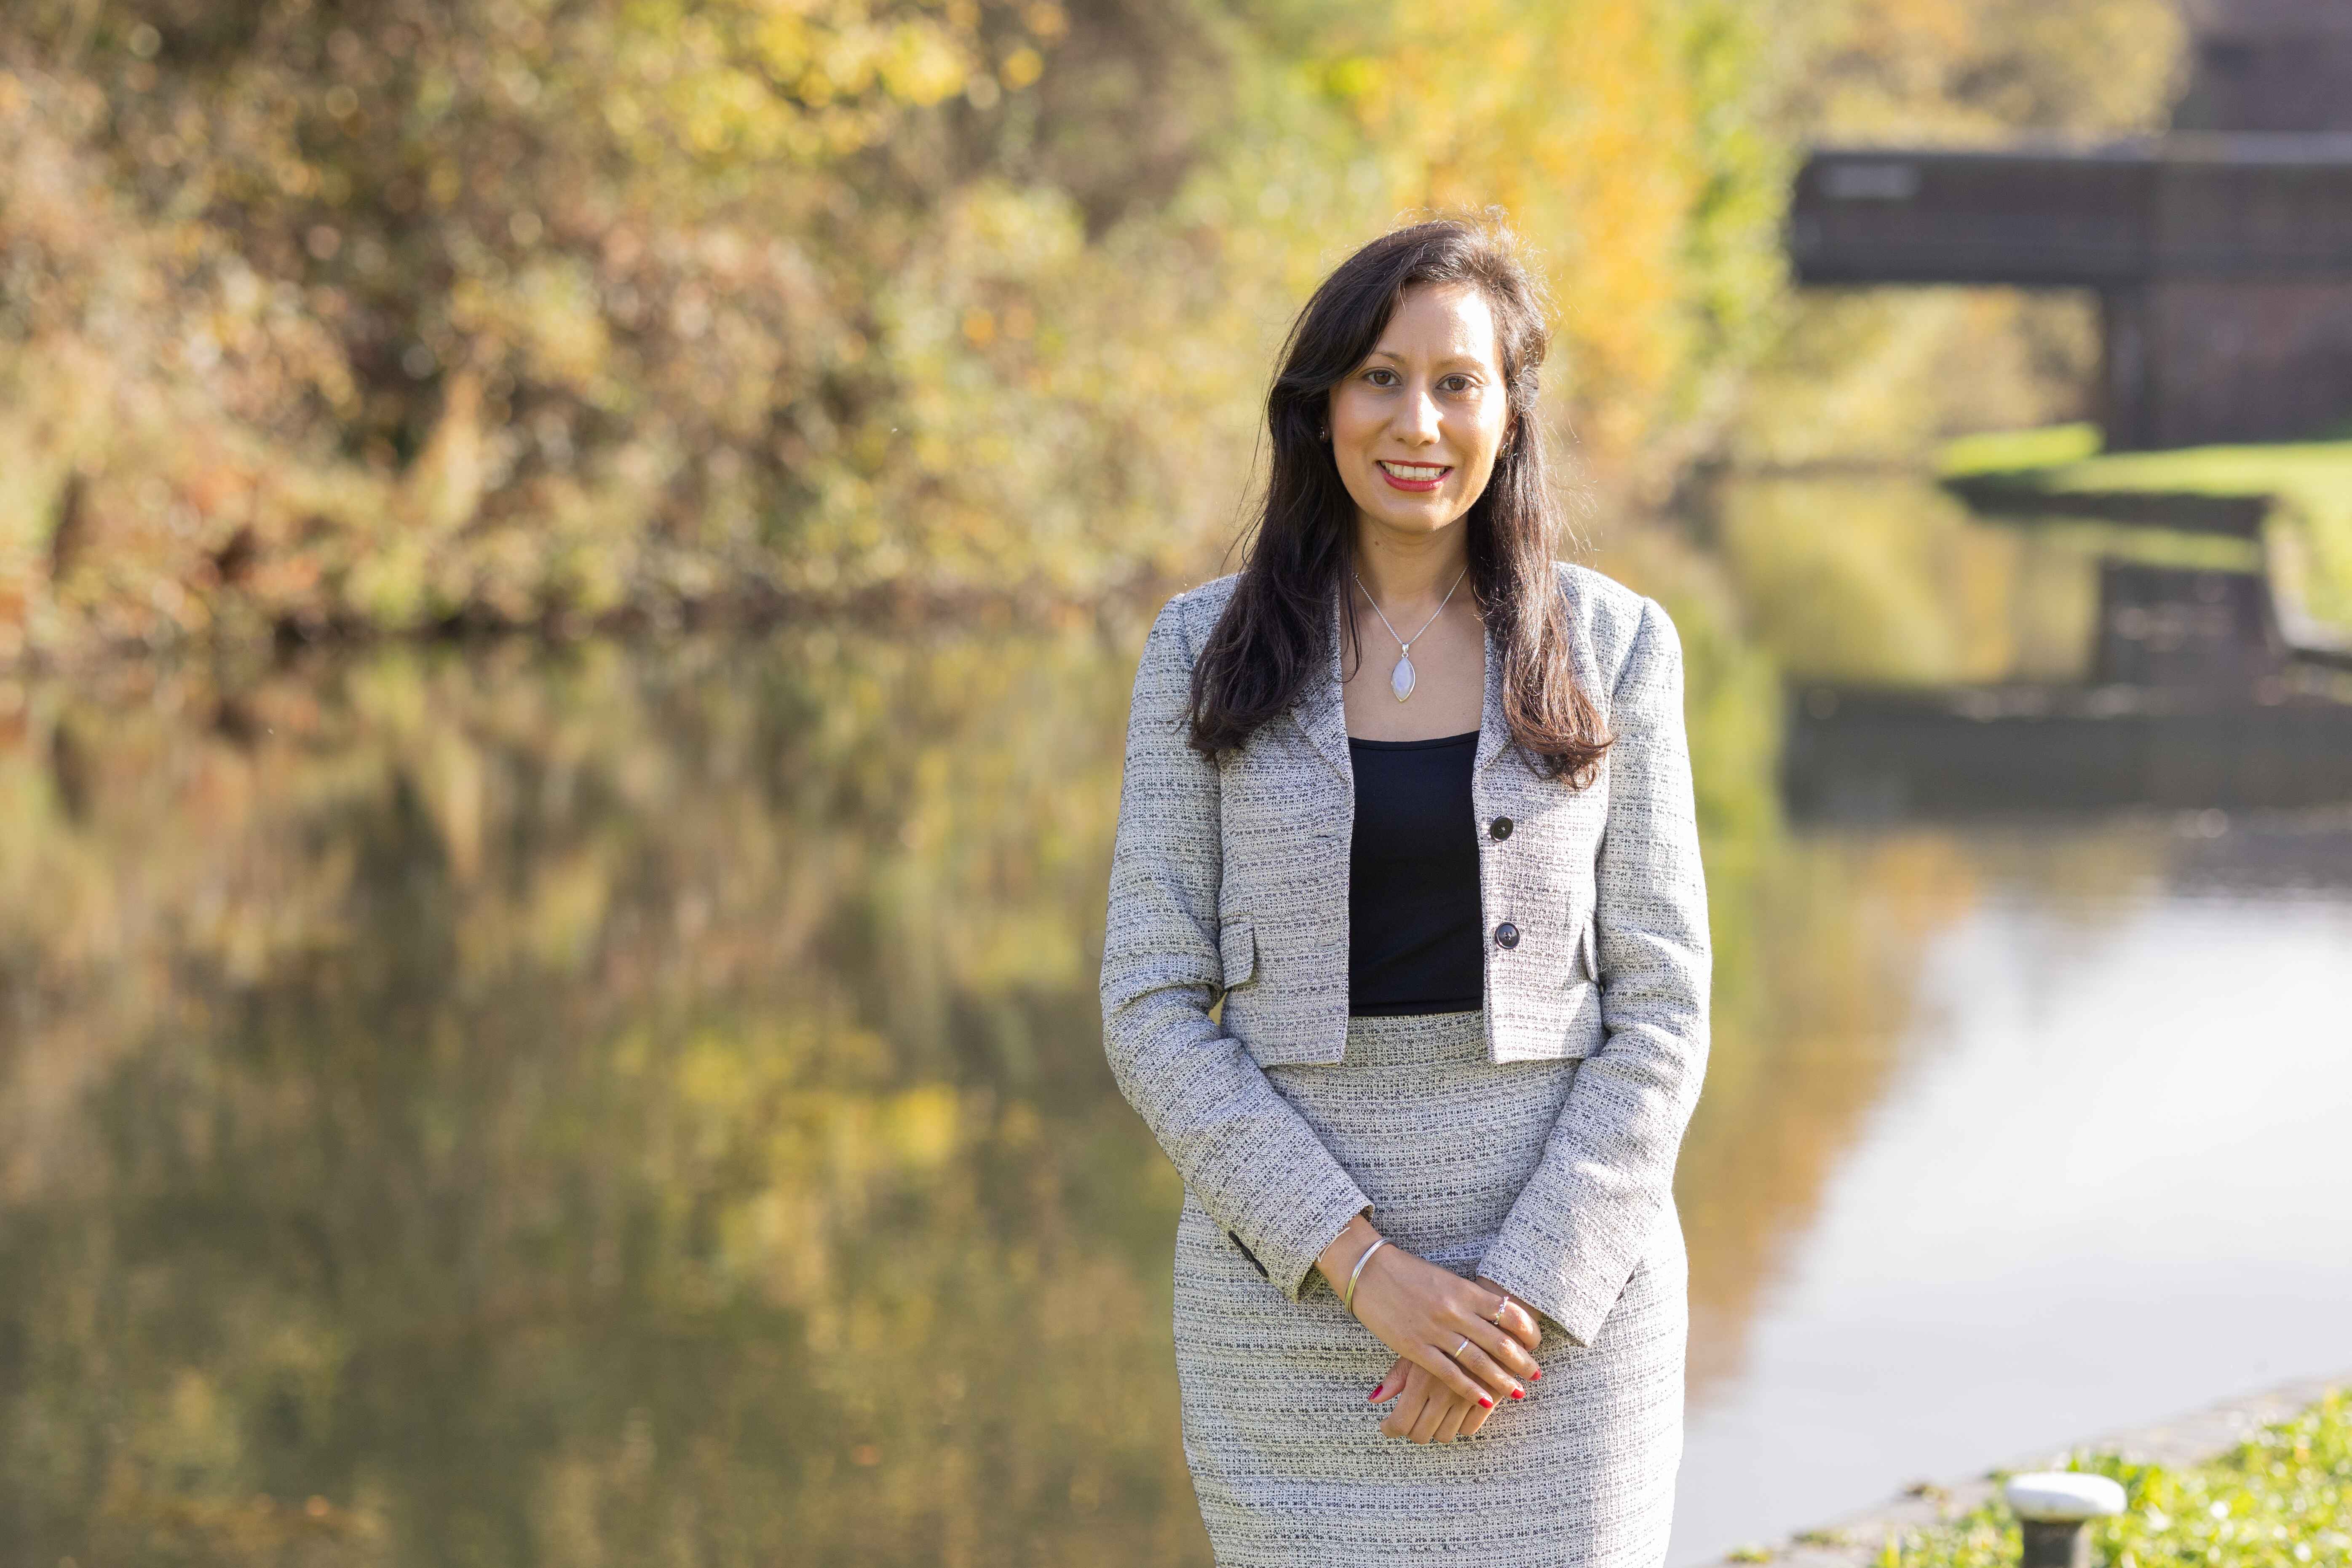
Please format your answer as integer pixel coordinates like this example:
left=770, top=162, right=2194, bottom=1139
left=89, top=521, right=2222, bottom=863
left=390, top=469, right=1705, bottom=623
left=1394, top=381, right=1442, bottom=444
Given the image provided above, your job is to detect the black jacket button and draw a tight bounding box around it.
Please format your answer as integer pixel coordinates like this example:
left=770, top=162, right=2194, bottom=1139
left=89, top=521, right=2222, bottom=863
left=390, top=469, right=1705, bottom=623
left=1489, top=816, right=1513, bottom=840
left=1495, top=921, right=1520, bottom=950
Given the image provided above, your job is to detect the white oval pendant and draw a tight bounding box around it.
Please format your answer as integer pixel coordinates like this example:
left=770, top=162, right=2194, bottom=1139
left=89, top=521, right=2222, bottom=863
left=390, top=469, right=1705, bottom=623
left=1390, top=653, right=1416, bottom=701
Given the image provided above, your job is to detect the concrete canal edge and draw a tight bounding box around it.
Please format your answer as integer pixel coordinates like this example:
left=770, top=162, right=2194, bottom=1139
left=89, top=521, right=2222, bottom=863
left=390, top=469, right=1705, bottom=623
left=1722, top=1366, right=2352, bottom=1566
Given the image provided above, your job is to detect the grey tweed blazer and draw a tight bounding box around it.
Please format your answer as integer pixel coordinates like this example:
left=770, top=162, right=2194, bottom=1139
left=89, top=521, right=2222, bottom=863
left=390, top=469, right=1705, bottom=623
left=1098, top=561, right=1710, bottom=1347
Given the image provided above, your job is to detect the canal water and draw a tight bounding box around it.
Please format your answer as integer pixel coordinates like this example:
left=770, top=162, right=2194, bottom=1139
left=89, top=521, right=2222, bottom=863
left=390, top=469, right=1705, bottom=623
left=2, top=556, right=2347, bottom=1563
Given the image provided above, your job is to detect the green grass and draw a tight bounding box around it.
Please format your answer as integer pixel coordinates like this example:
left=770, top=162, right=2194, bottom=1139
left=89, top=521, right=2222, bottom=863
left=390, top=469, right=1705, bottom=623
left=1935, top=425, right=2352, bottom=646
left=1884, top=1390, right=2351, bottom=1568
left=1938, top=422, right=2108, bottom=477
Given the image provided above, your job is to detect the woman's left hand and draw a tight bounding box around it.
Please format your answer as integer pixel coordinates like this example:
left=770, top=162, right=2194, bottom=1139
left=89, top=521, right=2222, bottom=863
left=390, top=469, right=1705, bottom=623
left=1474, top=1276, right=1544, bottom=1348
left=1370, top=1276, right=1545, bottom=1442
left=1323, top=1223, right=1547, bottom=1412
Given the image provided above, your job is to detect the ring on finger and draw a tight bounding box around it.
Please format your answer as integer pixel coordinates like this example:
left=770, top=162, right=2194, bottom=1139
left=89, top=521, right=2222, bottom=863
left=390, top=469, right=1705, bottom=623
left=1453, top=1335, right=1470, bottom=1359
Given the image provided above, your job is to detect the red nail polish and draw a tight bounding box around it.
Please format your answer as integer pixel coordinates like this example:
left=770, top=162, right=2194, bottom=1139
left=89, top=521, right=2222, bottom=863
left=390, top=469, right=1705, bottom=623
left=1478, top=1395, right=1494, bottom=1409
left=1530, top=1370, right=1543, bottom=1381
left=1510, top=1388, right=1525, bottom=1400
left=1368, top=1385, right=1385, bottom=1402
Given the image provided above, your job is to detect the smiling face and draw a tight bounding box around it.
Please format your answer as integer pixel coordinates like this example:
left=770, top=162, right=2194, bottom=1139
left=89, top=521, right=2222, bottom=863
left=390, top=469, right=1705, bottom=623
left=1325, top=281, right=1514, bottom=549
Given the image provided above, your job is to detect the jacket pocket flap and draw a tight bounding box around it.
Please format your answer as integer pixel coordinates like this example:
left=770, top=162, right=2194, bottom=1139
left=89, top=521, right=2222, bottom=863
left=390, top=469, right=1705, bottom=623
left=1218, top=915, right=1257, bottom=990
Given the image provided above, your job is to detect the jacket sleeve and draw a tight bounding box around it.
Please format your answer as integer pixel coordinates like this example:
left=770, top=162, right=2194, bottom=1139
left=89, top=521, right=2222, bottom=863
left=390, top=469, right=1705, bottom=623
left=1099, top=594, right=1375, bottom=1301
left=1474, top=596, right=1711, bottom=1346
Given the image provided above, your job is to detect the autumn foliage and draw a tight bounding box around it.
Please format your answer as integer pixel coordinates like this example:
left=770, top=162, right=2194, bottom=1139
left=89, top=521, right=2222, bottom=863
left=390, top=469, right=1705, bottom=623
left=0, top=0, right=2186, bottom=665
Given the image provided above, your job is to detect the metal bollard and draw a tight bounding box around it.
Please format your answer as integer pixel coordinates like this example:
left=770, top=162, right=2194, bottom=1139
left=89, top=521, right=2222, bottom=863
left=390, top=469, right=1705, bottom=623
left=2005, top=1472, right=2127, bottom=1568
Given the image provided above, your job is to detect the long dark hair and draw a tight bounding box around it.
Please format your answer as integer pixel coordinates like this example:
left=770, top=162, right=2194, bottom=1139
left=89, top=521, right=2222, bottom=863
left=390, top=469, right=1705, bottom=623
left=1186, top=214, right=1611, bottom=787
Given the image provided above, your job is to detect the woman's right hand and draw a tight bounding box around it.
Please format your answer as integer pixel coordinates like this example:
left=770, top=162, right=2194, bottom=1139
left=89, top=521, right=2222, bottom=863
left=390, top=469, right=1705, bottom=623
left=1316, top=1219, right=1544, bottom=1414
left=1373, top=1355, right=1488, bottom=1443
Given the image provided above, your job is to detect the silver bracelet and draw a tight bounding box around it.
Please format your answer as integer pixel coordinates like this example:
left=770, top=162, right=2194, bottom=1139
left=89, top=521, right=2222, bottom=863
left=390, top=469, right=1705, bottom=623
left=1342, top=1236, right=1390, bottom=1318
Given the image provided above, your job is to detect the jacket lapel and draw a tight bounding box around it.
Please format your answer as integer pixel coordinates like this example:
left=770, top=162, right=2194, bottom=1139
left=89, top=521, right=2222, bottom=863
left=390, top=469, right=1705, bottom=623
left=1289, top=586, right=1353, bottom=786
left=1474, top=610, right=1509, bottom=775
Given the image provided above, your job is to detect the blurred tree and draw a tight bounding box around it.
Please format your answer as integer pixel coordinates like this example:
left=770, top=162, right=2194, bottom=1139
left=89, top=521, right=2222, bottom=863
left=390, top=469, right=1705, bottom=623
left=0, top=0, right=1791, bottom=656
left=1780, top=0, right=2185, bottom=139
left=0, top=0, right=2210, bottom=700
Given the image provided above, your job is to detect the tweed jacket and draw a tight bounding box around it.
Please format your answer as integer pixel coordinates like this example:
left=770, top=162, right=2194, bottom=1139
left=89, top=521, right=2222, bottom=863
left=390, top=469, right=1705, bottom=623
left=1098, top=560, right=1710, bottom=1348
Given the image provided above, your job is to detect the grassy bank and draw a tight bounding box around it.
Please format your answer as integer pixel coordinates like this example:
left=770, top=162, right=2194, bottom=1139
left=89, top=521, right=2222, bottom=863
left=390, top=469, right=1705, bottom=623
left=1938, top=423, right=2352, bottom=651
left=1887, top=1390, right=2350, bottom=1568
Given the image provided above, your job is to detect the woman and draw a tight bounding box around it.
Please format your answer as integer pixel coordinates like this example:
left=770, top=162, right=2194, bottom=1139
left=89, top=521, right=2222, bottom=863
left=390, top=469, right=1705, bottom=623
left=1098, top=215, right=1710, bottom=1566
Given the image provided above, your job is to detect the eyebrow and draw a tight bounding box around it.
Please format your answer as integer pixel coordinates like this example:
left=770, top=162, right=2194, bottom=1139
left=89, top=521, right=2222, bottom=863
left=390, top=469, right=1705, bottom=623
left=1362, top=348, right=1493, bottom=371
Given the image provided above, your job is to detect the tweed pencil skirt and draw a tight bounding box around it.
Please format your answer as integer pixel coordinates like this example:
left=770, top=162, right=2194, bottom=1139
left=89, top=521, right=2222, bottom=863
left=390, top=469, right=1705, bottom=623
left=1171, top=1007, right=1688, bottom=1567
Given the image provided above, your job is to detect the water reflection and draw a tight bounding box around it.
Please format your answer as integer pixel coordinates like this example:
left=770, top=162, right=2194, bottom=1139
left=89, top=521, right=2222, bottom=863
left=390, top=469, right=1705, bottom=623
left=1672, top=814, right=2352, bottom=1563
left=3, top=618, right=2346, bottom=1566
left=0, top=632, right=1191, bottom=1566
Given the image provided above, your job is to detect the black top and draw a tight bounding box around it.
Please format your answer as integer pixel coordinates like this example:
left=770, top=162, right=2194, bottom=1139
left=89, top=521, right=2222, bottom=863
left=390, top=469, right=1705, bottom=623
left=1346, top=729, right=1485, bottom=1015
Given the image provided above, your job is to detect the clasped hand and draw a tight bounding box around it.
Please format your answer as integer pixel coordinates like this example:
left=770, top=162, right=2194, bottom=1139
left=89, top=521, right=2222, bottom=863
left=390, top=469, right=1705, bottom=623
left=1314, top=1217, right=1546, bottom=1445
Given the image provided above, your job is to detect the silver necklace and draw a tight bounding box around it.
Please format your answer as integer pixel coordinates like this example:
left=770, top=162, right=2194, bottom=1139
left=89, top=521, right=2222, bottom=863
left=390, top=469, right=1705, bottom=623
left=1352, top=564, right=1468, bottom=702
